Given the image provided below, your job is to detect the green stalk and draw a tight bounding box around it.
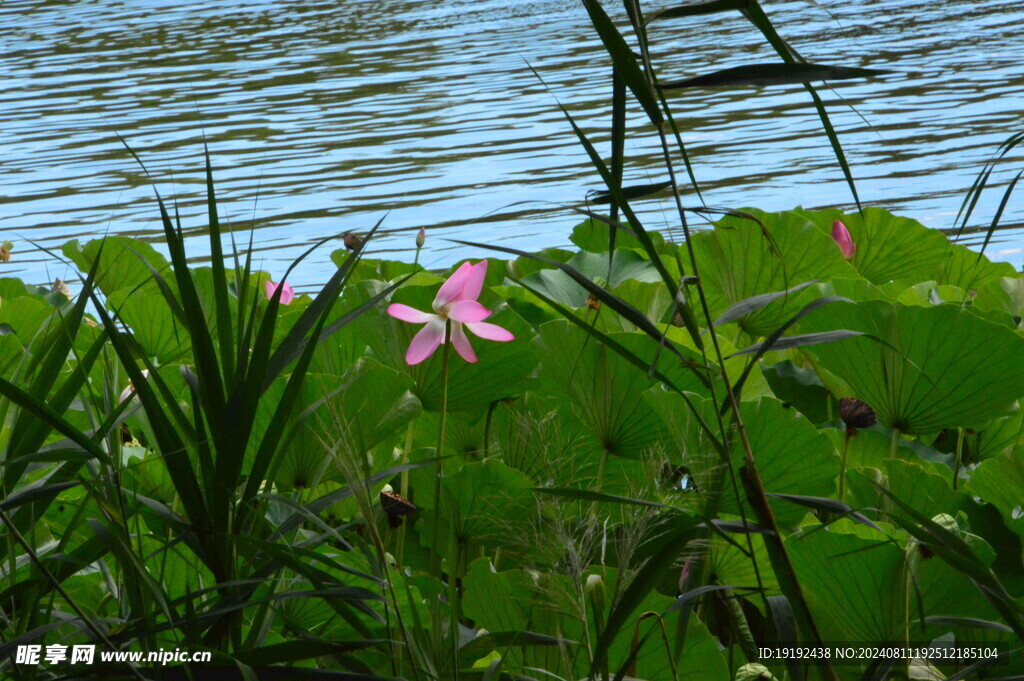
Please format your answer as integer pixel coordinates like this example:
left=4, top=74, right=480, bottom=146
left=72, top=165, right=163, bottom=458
left=952, top=427, right=964, bottom=490
left=839, top=431, right=850, bottom=504
left=395, top=420, right=416, bottom=568
left=429, top=321, right=452, bottom=577
left=887, top=426, right=901, bottom=486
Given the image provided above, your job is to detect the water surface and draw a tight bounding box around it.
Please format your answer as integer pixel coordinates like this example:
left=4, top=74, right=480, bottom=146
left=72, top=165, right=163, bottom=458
left=2, top=0, right=1024, bottom=288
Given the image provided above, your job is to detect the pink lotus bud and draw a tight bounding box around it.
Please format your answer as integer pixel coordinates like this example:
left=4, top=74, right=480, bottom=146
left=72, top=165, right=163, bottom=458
left=831, top=219, right=855, bottom=260
left=415, top=226, right=426, bottom=249
left=264, top=280, right=295, bottom=305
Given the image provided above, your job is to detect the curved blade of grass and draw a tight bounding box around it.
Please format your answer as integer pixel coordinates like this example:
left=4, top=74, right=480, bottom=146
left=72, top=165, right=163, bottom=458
left=202, top=141, right=235, bottom=383
left=460, top=632, right=578, bottom=657
left=765, top=493, right=881, bottom=531
left=588, top=514, right=699, bottom=678
left=659, top=63, right=888, bottom=89
left=953, top=130, right=1024, bottom=239
left=511, top=274, right=725, bottom=455
left=524, top=62, right=704, bottom=348
left=732, top=330, right=867, bottom=357
left=976, top=169, right=1023, bottom=263
left=531, top=487, right=666, bottom=507
left=115, top=134, right=228, bottom=430
left=590, top=180, right=673, bottom=205
left=580, top=0, right=663, bottom=126
left=741, top=1, right=865, bottom=210
left=874, top=482, right=1024, bottom=639
left=665, top=584, right=760, bottom=612
left=648, top=0, right=747, bottom=22
left=712, top=280, right=818, bottom=327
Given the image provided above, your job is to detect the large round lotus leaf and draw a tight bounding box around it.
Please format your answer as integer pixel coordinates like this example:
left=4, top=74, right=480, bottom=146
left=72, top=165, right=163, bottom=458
left=936, top=243, right=1018, bottom=291
left=107, top=290, right=190, bottom=363
left=519, top=249, right=661, bottom=308
left=414, top=459, right=533, bottom=554
left=799, top=300, right=1024, bottom=433
left=786, top=527, right=905, bottom=642
left=724, top=397, right=839, bottom=528
left=535, top=321, right=704, bottom=459
left=366, top=282, right=538, bottom=412
left=569, top=217, right=674, bottom=256
left=969, top=448, right=1024, bottom=542
left=271, top=361, right=420, bottom=490
left=62, top=236, right=170, bottom=297
left=692, top=208, right=857, bottom=336
left=793, top=207, right=951, bottom=285
left=646, top=392, right=837, bottom=527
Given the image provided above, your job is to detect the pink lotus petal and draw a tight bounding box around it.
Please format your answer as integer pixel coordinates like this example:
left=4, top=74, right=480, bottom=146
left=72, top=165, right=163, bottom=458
left=831, top=219, right=856, bottom=260
left=465, top=321, right=514, bottom=342
left=450, top=322, right=477, bottom=363
left=406, top=319, right=447, bottom=365
left=448, top=300, right=492, bottom=323
left=459, top=261, right=488, bottom=303
left=265, top=280, right=296, bottom=305
left=434, top=262, right=475, bottom=309
left=387, top=303, right=436, bottom=324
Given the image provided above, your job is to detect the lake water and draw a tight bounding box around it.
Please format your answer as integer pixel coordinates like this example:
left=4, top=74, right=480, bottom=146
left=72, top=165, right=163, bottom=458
left=3, top=0, right=1024, bottom=289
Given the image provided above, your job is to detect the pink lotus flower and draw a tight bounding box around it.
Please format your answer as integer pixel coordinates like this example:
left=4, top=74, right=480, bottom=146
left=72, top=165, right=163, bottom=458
left=387, top=260, right=514, bottom=365
left=265, top=280, right=295, bottom=305
left=831, top=219, right=856, bottom=260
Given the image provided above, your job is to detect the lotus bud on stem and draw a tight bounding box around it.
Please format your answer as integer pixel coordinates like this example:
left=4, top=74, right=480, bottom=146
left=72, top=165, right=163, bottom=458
left=831, top=219, right=856, bottom=260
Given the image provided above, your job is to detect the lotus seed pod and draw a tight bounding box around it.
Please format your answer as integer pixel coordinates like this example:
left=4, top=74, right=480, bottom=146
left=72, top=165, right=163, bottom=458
left=735, top=663, right=777, bottom=681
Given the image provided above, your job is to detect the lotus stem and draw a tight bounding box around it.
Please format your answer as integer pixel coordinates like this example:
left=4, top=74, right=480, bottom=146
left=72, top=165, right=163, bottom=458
left=839, top=432, right=850, bottom=504
left=429, top=321, right=452, bottom=578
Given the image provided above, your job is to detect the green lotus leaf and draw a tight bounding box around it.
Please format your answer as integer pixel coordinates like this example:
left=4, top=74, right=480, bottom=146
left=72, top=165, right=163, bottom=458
left=0, top=335, right=23, bottom=379
left=647, top=392, right=837, bottom=526
left=0, top=278, right=50, bottom=302
left=0, top=296, right=57, bottom=345
left=415, top=459, right=534, bottom=554
left=786, top=527, right=905, bottom=642
left=895, top=281, right=970, bottom=307
left=273, top=361, right=420, bottom=491
left=536, top=321, right=694, bottom=460
left=491, top=394, right=592, bottom=485
left=570, top=216, right=669, bottom=255
left=762, top=359, right=834, bottom=423
left=968, top=447, right=1024, bottom=541
left=107, top=291, right=189, bottom=363
left=519, top=249, right=661, bottom=308
left=972, top=410, right=1024, bottom=462
left=62, top=236, right=170, bottom=297
left=725, top=397, right=839, bottom=528
left=799, top=300, right=1024, bottom=433
left=693, top=208, right=857, bottom=336
left=794, top=207, right=952, bottom=284
left=590, top=279, right=673, bottom=334
left=936, top=243, right=1018, bottom=291
left=508, top=247, right=574, bottom=280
